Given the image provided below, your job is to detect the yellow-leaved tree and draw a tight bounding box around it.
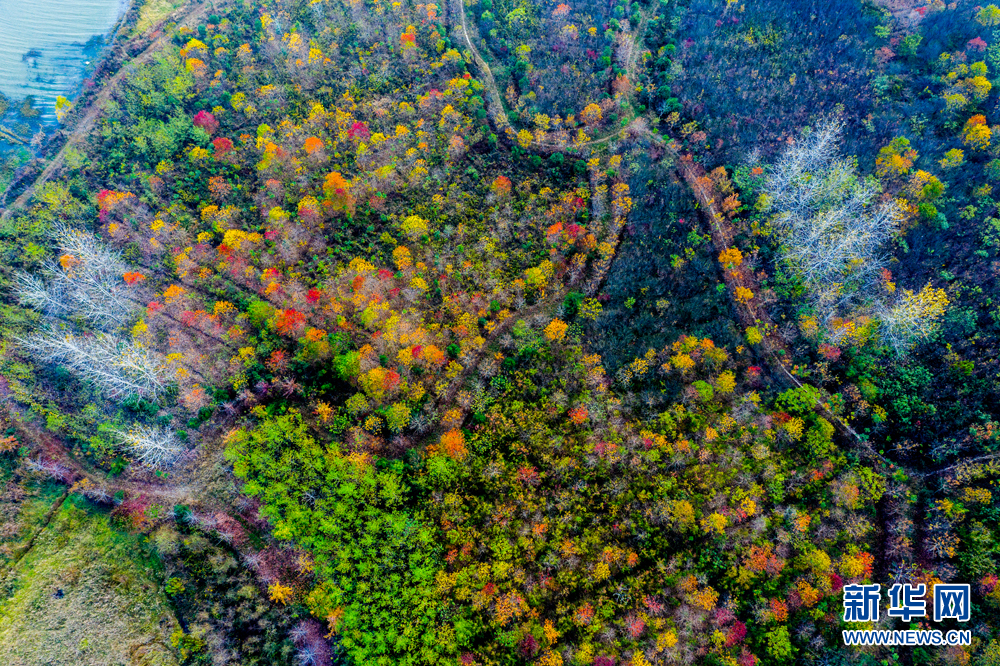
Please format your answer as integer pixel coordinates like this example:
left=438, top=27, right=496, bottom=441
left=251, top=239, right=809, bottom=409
left=877, top=283, right=950, bottom=355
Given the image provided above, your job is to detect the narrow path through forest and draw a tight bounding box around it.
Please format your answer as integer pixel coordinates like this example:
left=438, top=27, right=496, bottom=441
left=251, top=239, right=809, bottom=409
left=451, top=0, right=646, bottom=153
left=672, top=150, right=912, bottom=580
left=676, top=153, right=883, bottom=455
left=451, top=0, right=894, bottom=475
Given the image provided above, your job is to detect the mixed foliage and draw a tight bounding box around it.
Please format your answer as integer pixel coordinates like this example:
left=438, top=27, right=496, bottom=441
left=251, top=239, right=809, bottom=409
left=7, top=0, right=1000, bottom=664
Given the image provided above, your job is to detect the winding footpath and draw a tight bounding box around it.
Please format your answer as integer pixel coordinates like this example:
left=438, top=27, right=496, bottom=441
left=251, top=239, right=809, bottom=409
left=450, top=0, right=647, bottom=154
left=448, top=0, right=878, bottom=460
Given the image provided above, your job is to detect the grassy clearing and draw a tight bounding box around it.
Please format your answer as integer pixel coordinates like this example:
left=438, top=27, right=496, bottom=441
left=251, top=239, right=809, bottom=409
left=132, top=0, right=187, bottom=37
left=0, top=497, right=180, bottom=665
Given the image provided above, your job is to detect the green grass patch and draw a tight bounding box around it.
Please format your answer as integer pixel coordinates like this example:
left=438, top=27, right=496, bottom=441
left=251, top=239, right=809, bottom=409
left=0, top=498, right=180, bottom=665
left=132, top=0, right=187, bottom=38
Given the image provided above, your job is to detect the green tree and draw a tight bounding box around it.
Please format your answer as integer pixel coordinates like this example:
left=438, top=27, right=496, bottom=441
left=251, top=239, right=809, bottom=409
left=765, top=626, right=795, bottom=662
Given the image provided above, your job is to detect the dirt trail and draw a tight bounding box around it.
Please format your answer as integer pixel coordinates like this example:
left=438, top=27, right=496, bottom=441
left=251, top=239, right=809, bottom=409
left=11, top=408, right=206, bottom=506
left=450, top=0, right=644, bottom=154
left=673, top=148, right=920, bottom=580
left=674, top=151, right=889, bottom=462
left=441, top=0, right=653, bottom=411
left=1, top=0, right=213, bottom=220
left=451, top=0, right=881, bottom=462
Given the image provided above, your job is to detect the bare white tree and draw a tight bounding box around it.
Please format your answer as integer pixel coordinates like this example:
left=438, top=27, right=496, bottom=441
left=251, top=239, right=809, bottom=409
left=19, top=331, right=167, bottom=399
left=10, top=270, right=68, bottom=317
left=11, top=224, right=169, bottom=399
left=113, top=424, right=183, bottom=467
left=24, top=457, right=72, bottom=481
left=11, top=225, right=136, bottom=330
left=763, top=121, right=950, bottom=355
left=764, top=119, right=902, bottom=321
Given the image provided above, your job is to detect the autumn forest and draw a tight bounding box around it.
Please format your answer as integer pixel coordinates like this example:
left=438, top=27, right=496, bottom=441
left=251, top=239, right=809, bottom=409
left=2, top=0, right=1000, bottom=664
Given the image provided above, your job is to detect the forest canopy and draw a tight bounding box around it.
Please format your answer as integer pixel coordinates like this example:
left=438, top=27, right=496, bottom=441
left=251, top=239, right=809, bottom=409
left=0, top=0, right=999, bottom=665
